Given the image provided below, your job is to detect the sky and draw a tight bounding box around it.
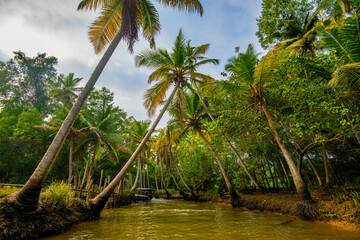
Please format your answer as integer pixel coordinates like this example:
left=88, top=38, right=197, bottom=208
left=0, top=0, right=263, bottom=127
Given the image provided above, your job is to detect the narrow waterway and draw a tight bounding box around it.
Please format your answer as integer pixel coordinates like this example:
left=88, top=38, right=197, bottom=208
left=43, top=199, right=359, bottom=240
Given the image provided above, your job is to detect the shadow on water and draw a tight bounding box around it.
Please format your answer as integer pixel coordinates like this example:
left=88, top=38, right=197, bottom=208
left=42, top=199, right=360, bottom=240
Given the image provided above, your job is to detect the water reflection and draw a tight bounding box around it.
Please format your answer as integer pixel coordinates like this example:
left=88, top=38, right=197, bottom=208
left=42, top=199, right=360, bottom=240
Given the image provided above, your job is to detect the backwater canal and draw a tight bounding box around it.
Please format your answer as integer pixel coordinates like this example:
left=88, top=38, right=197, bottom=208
left=42, top=199, right=360, bottom=240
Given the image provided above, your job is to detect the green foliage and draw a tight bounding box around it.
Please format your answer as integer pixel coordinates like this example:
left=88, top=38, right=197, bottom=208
left=0, top=187, right=21, bottom=197
left=350, top=191, right=360, bottom=207
left=40, top=182, right=74, bottom=211
left=332, top=192, right=348, bottom=204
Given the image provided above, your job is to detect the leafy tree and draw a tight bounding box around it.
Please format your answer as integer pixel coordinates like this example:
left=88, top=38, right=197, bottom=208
left=0, top=52, right=58, bottom=113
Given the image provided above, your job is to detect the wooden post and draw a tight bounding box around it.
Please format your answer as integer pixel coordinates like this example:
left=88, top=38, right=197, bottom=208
left=99, top=169, right=104, bottom=192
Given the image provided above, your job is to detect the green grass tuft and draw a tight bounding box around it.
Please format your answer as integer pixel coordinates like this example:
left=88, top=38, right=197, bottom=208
left=41, top=182, right=74, bottom=211
left=0, top=187, right=21, bottom=197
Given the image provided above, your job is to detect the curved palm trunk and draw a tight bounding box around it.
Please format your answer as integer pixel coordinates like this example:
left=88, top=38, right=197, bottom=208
left=159, top=164, right=170, bottom=198
left=321, top=142, right=331, bottom=188
left=15, top=30, right=125, bottom=211
left=169, top=147, right=198, bottom=199
left=174, top=163, right=198, bottom=199
left=130, top=156, right=141, bottom=192
left=89, top=81, right=180, bottom=216
left=261, top=104, right=312, bottom=202
left=305, top=153, right=323, bottom=187
left=194, top=85, right=262, bottom=190
left=196, top=128, right=241, bottom=206
left=278, top=156, right=291, bottom=189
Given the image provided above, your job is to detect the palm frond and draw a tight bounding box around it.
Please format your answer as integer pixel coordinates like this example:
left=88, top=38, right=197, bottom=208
left=77, top=0, right=109, bottom=11
left=143, top=79, right=172, bottom=117
left=157, top=0, right=203, bottom=16
left=330, top=62, right=360, bottom=91
left=139, top=0, right=161, bottom=49
left=88, top=0, right=123, bottom=53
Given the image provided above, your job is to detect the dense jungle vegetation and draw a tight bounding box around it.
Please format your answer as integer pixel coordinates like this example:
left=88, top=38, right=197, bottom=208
left=0, top=0, right=360, bottom=210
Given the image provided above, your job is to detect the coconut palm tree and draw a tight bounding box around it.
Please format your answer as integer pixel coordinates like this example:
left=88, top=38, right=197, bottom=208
left=88, top=29, right=217, bottom=215
left=168, top=91, right=241, bottom=205
left=224, top=43, right=313, bottom=202
left=77, top=104, right=124, bottom=189
left=125, top=119, right=152, bottom=192
left=154, top=126, right=198, bottom=199
left=188, top=44, right=262, bottom=190
left=14, top=0, right=203, bottom=211
left=49, top=73, right=82, bottom=107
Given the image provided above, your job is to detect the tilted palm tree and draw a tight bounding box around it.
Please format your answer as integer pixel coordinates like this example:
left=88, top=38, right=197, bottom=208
left=189, top=44, right=262, bottom=190
left=154, top=126, right=198, bottom=199
left=124, top=119, right=152, bottom=192
left=224, top=43, right=313, bottom=202
left=168, top=91, right=241, bottom=206
left=14, top=0, right=203, bottom=211
left=88, top=29, right=217, bottom=215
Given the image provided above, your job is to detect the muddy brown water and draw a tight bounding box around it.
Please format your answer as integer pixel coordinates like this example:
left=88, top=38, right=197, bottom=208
left=42, top=199, right=360, bottom=240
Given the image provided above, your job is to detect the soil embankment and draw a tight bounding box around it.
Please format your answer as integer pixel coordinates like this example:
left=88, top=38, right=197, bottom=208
left=0, top=193, right=135, bottom=240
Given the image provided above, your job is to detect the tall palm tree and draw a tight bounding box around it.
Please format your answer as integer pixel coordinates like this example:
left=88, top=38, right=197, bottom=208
left=168, top=91, right=241, bottom=205
left=88, top=29, right=217, bottom=215
left=14, top=0, right=203, bottom=211
left=189, top=44, right=262, bottom=190
left=224, top=43, right=313, bottom=202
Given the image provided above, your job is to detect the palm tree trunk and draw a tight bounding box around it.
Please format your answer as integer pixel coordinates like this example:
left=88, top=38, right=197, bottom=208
left=278, top=157, right=291, bottom=189
left=68, top=136, right=74, bottom=185
left=174, top=163, right=198, bottom=199
left=321, top=142, right=330, bottom=188
left=159, top=161, right=170, bottom=198
left=195, top=128, right=240, bottom=206
left=155, top=164, right=159, bottom=190
left=130, top=156, right=141, bottom=192
left=86, top=152, right=96, bottom=189
left=146, top=164, right=150, bottom=188
left=79, top=158, right=90, bottom=191
left=305, top=153, right=323, bottom=187
left=264, top=157, right=276, bottom=188
left=261, top=104, right=312, bottom=202
left=89, top=81, right=180, bottom=216
left=194, top=84, right=261, bottom=190
left=15, top=30, right=125, bottom=210
left=139, top=160, right=143, bottom=188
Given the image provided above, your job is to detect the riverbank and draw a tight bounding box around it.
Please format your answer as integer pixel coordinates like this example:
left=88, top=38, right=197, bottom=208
left=0, top=192, right=135, bottom=240
left=1, top=187, right=359, bottom=239
left=154, top=188, right=360, bottom=232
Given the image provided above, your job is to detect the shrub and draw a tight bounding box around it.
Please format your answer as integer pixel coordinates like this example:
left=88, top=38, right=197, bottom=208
left=41, top=182, right=74, bottom=211
left=332, top=192, right=348, bottom=204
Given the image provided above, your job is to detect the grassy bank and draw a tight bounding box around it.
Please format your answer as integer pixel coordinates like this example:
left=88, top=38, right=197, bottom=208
left=0, top=183, right=135, bottom=240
